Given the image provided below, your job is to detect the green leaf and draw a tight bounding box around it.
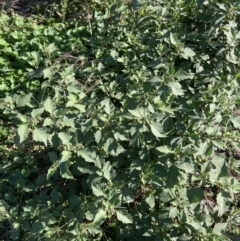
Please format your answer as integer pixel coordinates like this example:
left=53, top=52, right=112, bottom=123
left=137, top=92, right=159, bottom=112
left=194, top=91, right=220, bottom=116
left=116, top=209, right=133, bottom=224
left=230, top=116, right=240, bottom=129
left=102, top=161, right=116, bottom=181
left=44, top=97, right=56, bottom=114
left=104, top=98, right=115, bottom=115
left=216, top=192, right=232, bottom=217
left=212, top=223, right=227, bottom=235
left=15, top=93, right=32, bottom=107
left=31, top=108, right=44, bottom=118
left=31, top=221, right=45, bottom=234
left=211, top=156, right=228, bottom=178
left=18, top=114, right=28, bottom=122
left=0, top=199, right=9, bottom=212
left=91, top=183, right=105, bottom=197
left=86, top=224, right=101, bottom=235
left=155, top=145, right=173, bottom=153
left=18, top=123, right=29, bottom=143
left=170, top=32, right=176, bottom=46
left=47, top=163, right=58, bottom=180
left=59, top=151, right=73, bottom=179
left=128, top=109, right=142, bottom=118
left=180, top=47, right=196, bottom=59
left=93, top=209, right=107, bottom=224
left=175, top=69, right=194, bottom=80
left=33, top=127, right=48, bottom=146
left=169, top=207, right=178, bottom=218
left=110, top=49, right=119, bottom=58
left=43, top=117, right=53, bottom=126
left=150, top=122, right=166, bottom=138
left=168, top=82, right=184, bottom=96
left=10, top=222, right=20, bottom=240
left=58, top=132, right=71, bottom=145
left=176, top=160, right=195, bottom=174
left=43, top=68, right=53, bottom=79
left=145, top=193, right=155, bottom=208
left=78, top=148, right=96, bottom=163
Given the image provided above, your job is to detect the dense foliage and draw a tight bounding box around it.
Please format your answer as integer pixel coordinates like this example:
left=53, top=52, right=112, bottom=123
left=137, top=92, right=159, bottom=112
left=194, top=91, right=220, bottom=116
left=0, top=0, right=240, bottom=240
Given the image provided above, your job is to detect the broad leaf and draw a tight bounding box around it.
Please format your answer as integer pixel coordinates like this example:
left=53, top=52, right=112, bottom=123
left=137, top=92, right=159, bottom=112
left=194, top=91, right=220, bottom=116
left=150, top=122, right=166, bottom=138
left=31, top=108, right=44, bottom=118
left=44, top=97, right=56, bottom=114
left=18, top=123, right=29, bottom=143
left=91, top=183, right=105, bottom=197
left=33, top=127, right=48, bottom=146
left=230, top=116, right=240, bottom=129
left=180, top=47, right=196, bottom=59
left=216, top=192, right=232, bottom=217
left=168, top=82, right=184, bottom=96
left=78, top=148, right=96, bottom=163
left=15, top=93, right=32, bottom=107
left=58, top=132, right=71, bottom=145
left=116, top=209, right=133, bottom=224
left=104, top=98, right=115, bottom=115
left=212, top=223, right=227, bottom=235
left=145, top=193, right=155, bottom=208
left=93, top=209, right=107, bottom=224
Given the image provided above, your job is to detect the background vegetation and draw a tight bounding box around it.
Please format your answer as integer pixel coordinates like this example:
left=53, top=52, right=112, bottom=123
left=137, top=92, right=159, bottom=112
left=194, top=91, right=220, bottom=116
left=0, top=0, right=240, bottom=240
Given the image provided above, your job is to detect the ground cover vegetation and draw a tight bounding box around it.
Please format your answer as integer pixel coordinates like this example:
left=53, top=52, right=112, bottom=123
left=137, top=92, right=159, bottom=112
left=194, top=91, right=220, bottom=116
left=0, top=0, right=240, bottom=240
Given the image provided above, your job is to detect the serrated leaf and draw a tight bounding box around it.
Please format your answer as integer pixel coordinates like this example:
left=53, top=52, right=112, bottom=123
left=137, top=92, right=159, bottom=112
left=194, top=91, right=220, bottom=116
left=212, top=140, right=224, bottom=150
left=104, top=98, right=115, bottom=115
left=47, top=163, right=58, bottom=180
left=175, top=69, right=194, bottom=80
left=91, top=183, right=105, bottom=197
left=18, top=124, right=29, bottom=143
left=31, top=108, right=44, bottom=118
left=33, top=128, right=48, bottom=146
left=216, top=192, right=232, bottom=217
left=78, top=148, right=96, bottom=163
left=86, top=224, right=101, bottom=234
left=211, top=156, right=228, bottom=178
left=18, top=114, right=28, bottom=122
left=43, top=117, right=53, bottom=126
left=128, top=109, right=142, bottom=118
left=181, top=47, right=196, bottom=59
left=43, top=68, right=52, bottom=79
left=150, top=122, right=166, bottom=138
left=169, top=207, right=178, bottom=218
left=160, top=190, right=173, bottom=202
left=159, top=105, right=176, bottom=115
left=74, top=104, right=86, bottom=112
left=58, top=132, right=71, bottom=145
left=155, top=145, right=173, bottom=153
left=170, top=32, right=176, bottom=46
left=64, top=64, right=75, bottom=76
left=116, top=209, right=133, bottom=224
left=93, top=209, right=107, bottom=224
left=230, top=116, right=240, bottom=129
left=212, top=223, right=227, bottom=235
left=15, top=93, right=32, bottom=107
left=102, top=161, right=116, bottom=181
left=44, top=98, right=56, bottom=114
left=0, top=199, right=9, bottom=212
left=145, top=193, right=155, bottom=208
left=110, top=49, right=119, bottom=58
left=176, top=160, right=195, bottom=174
left=60, top=160, right=74, bottom=179
left=168, top=82, right=184, bottom=96
left=114, top=132, right=128, bottom=141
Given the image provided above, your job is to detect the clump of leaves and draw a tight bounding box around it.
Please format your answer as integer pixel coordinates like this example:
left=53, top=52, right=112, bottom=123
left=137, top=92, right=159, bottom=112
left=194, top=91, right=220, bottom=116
left=1, top=0, right=240, bottom=240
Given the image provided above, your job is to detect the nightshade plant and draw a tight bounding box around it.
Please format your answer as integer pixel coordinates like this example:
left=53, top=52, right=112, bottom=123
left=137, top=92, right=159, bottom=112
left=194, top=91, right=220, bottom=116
left=0, top=0, right=240, bottom=240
